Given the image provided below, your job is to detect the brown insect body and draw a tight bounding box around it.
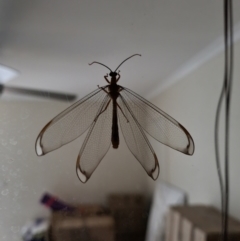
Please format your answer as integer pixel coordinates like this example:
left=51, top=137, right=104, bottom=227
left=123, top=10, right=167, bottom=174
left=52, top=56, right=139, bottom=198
left=111, top=99, right=119, bottom=149
left=107, top=73, right=121, bottom=149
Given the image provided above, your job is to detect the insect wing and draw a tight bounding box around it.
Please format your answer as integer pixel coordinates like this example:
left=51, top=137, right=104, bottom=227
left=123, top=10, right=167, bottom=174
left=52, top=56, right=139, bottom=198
left=76, top=95, right=112, bottom=183
left=120, top=87, right=194, bottom=155
left=118, top=95, right=159, bottom=180
left=36, top=87, right=108, bottom=155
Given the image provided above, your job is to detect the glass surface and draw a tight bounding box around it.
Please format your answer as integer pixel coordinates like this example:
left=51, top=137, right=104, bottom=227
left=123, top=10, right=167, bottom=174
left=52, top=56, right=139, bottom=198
left=1, top=1, right=240, bottom=241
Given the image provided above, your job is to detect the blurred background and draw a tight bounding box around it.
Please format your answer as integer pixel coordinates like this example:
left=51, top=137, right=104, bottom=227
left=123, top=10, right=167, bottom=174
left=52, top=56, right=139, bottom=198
left=0, top=1, right=240, bottom=241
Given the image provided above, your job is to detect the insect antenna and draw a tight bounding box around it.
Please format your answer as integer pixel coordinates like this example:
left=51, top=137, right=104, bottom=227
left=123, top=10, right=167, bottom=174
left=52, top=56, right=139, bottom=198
left=88, top=61, right=112, bottom=72
left=114, top=54, right=141, bottom=72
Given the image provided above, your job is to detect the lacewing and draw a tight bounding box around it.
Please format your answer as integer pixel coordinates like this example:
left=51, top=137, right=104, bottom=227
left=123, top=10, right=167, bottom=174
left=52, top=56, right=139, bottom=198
left=35, top=54, right=194, bottom=183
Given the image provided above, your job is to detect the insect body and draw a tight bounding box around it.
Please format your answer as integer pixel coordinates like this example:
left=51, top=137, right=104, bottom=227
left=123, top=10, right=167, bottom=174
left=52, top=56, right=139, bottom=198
left=99, top=72, right=122, bottom=149
left=35, top=54, right=194, bottom=183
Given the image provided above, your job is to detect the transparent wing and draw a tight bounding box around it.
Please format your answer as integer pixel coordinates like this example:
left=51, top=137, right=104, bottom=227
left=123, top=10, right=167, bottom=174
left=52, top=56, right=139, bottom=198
left=36, top=86, right=108, bottom=155
left=118, top=95, right=159, bottom=180
left=120, top=87, right=194, bottom=155
left=76, top=96, right=112, bottom=183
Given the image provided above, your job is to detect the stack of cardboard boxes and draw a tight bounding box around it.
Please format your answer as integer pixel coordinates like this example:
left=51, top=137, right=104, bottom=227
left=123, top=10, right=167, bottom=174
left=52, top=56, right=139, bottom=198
left=165, top=205, right=240, bottom=241
left=108, top=194, right=147, bottom=241
left=48, top=194, right=148, bottom=241
left=49, top=204, right=115, bottom=241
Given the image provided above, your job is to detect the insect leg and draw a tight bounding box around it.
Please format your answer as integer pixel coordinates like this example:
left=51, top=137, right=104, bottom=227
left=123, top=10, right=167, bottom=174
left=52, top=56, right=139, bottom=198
left=98, top=85, right=109, bottom=95
left=116, top=71, right=121, bottom=82
left=104, top=74, right=110, bottom=84
left=116, top=102, right=129, bottom=122
left=94, top=99, right=111, bottom=122
left=118, top=85, right=125, bottom=93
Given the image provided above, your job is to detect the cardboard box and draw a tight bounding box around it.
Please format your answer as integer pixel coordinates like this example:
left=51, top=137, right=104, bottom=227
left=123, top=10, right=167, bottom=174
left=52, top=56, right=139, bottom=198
left=108, top=194, right=147, bottom=236
left=108, top=194, right=145, bottom=210
left=50, top=207, right=115, bottom=241
left=165, top=205, right=240, bottom=241
left=76, top=204, right=108, bottom=216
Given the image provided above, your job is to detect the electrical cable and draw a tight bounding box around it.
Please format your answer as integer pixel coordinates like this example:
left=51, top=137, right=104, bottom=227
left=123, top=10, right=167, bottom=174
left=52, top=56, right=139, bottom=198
left=214, top=1, right=234, bottom=240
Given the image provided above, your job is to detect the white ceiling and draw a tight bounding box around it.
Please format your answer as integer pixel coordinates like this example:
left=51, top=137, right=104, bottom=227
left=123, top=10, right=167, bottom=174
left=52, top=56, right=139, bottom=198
left=0, top=0, right=240, bottom=100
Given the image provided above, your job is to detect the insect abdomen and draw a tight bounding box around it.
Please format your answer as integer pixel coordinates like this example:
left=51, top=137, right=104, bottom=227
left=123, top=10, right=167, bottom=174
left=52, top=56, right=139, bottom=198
left=112, top=101, right=119, bottom=149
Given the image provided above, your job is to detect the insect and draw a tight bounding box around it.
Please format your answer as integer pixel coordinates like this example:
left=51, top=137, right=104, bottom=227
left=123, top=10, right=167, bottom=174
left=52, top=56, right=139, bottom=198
left=35, top=54, right=194, bottom=183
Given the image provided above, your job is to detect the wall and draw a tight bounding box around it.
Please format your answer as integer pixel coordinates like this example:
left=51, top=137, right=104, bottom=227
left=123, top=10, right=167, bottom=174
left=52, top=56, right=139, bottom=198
left=148, top=40, right=240, bottom=220
left=1, top=41, right=240, bottom=241
left=0, top=100, right=148, bottom=241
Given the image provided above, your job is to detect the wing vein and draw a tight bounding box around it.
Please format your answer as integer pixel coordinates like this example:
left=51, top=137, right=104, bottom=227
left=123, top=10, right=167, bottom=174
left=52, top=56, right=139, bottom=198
left=118, top=94, right=159, bottom=179
left=120, top=87, right=194, bottom=155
